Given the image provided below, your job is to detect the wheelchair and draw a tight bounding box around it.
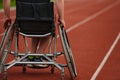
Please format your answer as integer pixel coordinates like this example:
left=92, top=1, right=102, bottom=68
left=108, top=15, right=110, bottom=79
left=0, top=0, right=77, bottom=80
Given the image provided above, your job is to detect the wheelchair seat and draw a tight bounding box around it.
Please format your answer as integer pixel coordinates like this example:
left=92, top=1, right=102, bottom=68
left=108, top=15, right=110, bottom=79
left=16, top=0, right=55, bottom=37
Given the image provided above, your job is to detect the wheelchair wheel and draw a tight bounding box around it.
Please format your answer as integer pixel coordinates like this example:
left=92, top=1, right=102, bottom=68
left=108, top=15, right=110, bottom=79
left=58, top=26, right=77, bottom=80
left=3, top=74, right=8, bottom=80
left=22, top=64, right=26, bottom=73
left=0, top=25, right=14, bottom=73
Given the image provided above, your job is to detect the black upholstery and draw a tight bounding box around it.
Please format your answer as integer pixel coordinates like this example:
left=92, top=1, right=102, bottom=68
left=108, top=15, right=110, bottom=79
left=16, top=0, right=50, bottom=3
left=16, top=0, right=55, bottom=35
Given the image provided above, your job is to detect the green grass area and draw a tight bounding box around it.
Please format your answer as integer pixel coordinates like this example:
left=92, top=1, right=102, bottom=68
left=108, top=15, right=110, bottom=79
left=0, top=0, right=3, bottom=9
left=0, top=0, right=16, bottom=10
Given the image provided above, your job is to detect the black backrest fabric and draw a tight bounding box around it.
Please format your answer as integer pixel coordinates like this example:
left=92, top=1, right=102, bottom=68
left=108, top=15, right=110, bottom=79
left=16, top=0, right=50, bottom=3
left=16, top=0, right=55, bottom=35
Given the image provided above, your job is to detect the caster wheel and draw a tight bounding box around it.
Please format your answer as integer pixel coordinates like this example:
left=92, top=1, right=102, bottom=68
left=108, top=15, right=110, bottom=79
left=22, top=65, right=26, bottom=73
left=51, top=65, right=55, bottom=74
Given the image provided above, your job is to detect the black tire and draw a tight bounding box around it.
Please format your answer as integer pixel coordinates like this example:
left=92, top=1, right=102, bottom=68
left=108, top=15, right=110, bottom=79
left=58, top=26, right=77, bottom=80
left=0, top=26, right=14, bottom=73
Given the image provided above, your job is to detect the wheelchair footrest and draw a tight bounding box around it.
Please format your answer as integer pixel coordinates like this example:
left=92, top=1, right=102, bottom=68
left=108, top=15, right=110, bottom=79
left=27, top=64, right=50, bottom=69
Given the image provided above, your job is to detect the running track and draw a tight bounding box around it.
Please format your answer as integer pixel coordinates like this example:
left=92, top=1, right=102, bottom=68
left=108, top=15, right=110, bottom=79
left=0, top=0, right=120, bottom=80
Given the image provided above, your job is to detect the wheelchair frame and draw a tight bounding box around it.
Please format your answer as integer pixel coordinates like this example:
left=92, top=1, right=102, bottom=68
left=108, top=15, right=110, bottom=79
left=0, top=0, right=77, bottom=80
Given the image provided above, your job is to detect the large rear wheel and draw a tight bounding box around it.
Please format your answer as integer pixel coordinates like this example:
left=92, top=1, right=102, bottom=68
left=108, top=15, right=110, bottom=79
left=58, top=25, right=77, bottom=80
left=0, top=25, right=14, bottom=73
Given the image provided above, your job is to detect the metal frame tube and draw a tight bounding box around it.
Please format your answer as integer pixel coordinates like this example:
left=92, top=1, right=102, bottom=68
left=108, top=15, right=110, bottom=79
left=23, top=36, right=29, bottom=53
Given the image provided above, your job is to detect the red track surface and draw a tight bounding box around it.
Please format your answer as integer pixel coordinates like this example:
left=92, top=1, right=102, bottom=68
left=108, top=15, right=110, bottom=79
left=0, top=0, right=120, bottom=80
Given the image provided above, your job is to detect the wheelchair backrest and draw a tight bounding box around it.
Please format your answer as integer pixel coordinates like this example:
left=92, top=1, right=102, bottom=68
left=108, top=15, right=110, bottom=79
left=16, top=0, right=55, bottom=35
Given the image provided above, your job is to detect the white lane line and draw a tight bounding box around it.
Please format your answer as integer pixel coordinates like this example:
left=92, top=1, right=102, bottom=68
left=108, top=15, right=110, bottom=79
left=0, top=9, right=4, bottom=12
left=90, top=32, right=120, bottom=80
left=66, top=0, right=120, bottom=33
left=0, top=7, right=16, bottom=12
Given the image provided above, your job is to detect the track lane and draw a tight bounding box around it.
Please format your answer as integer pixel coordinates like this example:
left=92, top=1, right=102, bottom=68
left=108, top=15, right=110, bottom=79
left=0, top=0, right=120, bottom=80
left=65, top=0, right=120, bottom=79
left=96, top=34, right=120, bottom=80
